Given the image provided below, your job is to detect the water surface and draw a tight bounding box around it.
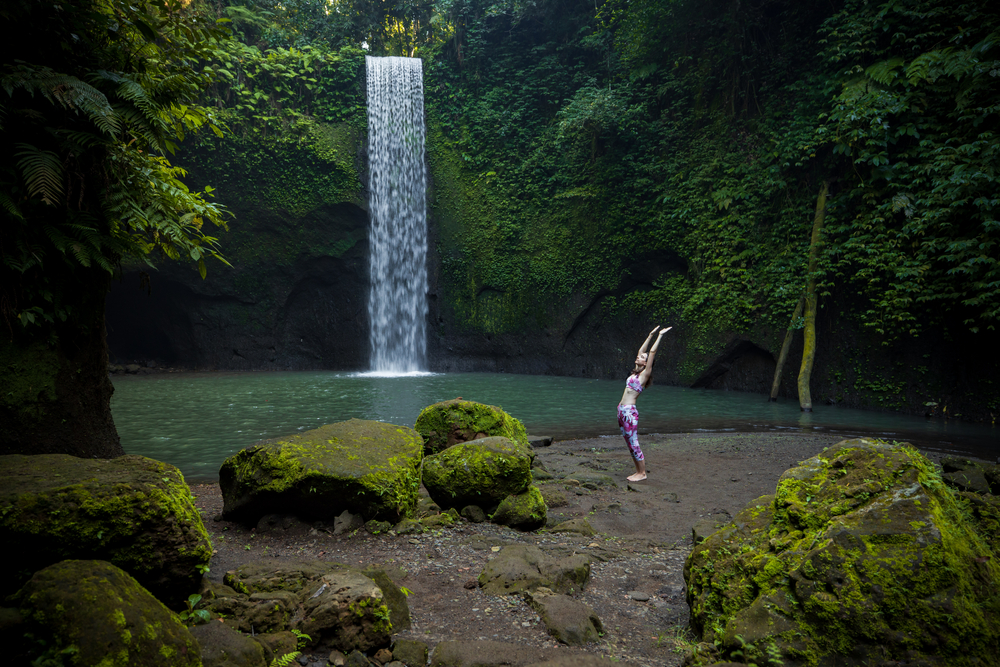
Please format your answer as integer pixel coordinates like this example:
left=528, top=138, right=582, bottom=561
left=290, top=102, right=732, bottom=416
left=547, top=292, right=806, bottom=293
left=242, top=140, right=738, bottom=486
left=111, top=371, right=998, bottom=482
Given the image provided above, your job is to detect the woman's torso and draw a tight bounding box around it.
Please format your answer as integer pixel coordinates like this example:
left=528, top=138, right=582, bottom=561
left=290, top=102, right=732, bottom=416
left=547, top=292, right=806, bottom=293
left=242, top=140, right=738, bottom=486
left=620, top=374, right=643, bottom=405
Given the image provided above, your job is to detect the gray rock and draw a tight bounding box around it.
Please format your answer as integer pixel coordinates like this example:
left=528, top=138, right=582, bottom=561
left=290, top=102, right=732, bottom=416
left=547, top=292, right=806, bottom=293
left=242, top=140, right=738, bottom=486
left=256, top=513, right=311, bottom=535
left=461, top=505, right=487, bottom=523
left=692, top=517, right=727, bottom=544
left=525, top=588, right=603, bottom=645
left=327, top=649, right=346, bottom=666
left=346, top=650, right=370, bottom=667
left=565, top=471, right=617, bottom=488
left=478, top=545, right=590, bottom=595
left=627, top=591, right=650, bottom=601
left=532, top=469, right=554, bottom=481
left=547, top=518, right=595, bottom=537
left=0, top=453, right=211, bottom=606
left=943, top=469, right=992, bottom=495
left=391, top=638, right=428, bottom=666
left=190, top=621, right=268, bottom=667
left=334, top=510, right=366, bottom=535
left=12, top=560, right=200, bottom=667
left=537, top=485, right=567, bottom=508
left=527, top=435, right=553, bottom=447
left=219, top=419, right=423, bottom=525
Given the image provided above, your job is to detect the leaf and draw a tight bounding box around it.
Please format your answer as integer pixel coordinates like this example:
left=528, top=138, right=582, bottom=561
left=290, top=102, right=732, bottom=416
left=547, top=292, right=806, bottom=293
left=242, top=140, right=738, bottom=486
left=15, top=144, right=64, bottom=206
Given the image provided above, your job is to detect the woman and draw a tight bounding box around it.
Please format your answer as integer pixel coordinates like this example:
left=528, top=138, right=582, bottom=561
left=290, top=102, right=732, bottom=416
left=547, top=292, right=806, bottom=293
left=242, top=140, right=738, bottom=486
left=618, top=325, right=671, bottom=481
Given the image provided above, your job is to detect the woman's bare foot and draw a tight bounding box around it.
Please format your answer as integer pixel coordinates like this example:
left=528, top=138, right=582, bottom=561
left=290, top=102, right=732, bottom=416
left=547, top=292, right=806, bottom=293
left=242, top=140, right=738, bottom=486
left=627, top=472, right=647, bottom=482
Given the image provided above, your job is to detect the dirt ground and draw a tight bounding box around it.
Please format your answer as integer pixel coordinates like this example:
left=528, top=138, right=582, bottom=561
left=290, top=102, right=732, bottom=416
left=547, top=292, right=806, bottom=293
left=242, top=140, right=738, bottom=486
left=191, top=431, right=920, bottom=667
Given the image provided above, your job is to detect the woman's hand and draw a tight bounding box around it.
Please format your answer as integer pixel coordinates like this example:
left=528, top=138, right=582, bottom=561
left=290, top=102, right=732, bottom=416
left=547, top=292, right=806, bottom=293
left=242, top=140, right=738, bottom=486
left=658, top=326, right=672, bottom=337
left=649, top=325, right=661, bottom=336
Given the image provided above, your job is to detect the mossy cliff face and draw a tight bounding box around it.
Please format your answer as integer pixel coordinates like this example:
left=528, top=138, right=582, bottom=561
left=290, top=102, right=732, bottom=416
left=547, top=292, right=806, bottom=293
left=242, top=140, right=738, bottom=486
left=421, top=436, right=532, bottom=512
left=0, top=454, right=211, bottom=607
left=13, top=560, right=201, bottom=667
left=683, top=439, right=1000, bottom=666
left=414, top=399, right=529, bottom=455
left=219, top=419, right=423, bottom=524
left=105, top=123, right=368, bottom=371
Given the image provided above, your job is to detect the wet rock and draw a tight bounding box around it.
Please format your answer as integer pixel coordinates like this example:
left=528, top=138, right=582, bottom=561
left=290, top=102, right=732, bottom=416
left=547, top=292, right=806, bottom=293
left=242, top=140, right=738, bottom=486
left=391, top=638, right=427, bottom=666
left=528, top=435, right=553, bottom=448
left=943, top=468, right=992, bottom=494
left=532, top=469, right=554, bottom=481
left=190, top=621, right=269, bottom=667
left=492, top=486, right=547, bottom=531
left=461, top=505, right=487, bottom=523
left=373, top=648, right=393, bottom=664
left=548, top=518, right=595, bottom=537
left=362, top=568, right=411, bottom=633
left=0, top=453, right=212, bottom=606
left=537, top=485, right=567, bottom=508
left=218, top=561, right=402, bottom=652
left=255, top=631, right=298, bottom=663
left=691, top=517, right=727, bottom=544
left=684, top=438, right=1000, bottom=666
left=12, top=560, right=200, bottom=667
left=219, top=419, right=423, bottom=525
left=346, top=650, right=370, bottom=667
left=525, top=588, right=603, bottom=645
left=627, top=591, right=650, bottom=601
left=478, top=545, right=590, bottom=595
left=415, top=399, right=529, bottom=455
left=327, top=649, right=346, bottom=665
left=422, top=437, right=532, bottom=511
left=365, top=519, right=393, bottom=535
left=394, top=518, right=422, bottom=534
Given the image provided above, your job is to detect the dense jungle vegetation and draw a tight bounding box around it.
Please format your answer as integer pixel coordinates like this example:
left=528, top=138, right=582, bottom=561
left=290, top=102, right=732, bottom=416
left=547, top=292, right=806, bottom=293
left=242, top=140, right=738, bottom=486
left=2, top=0, right=999, bottom=453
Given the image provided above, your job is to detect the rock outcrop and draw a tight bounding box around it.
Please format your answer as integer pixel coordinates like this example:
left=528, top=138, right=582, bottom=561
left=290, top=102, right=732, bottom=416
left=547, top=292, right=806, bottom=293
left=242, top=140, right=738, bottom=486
left=0, top=454, right=212, bottom=606
left=683, top=439, right=1000, bottom=666
left=492, top=485, right=547, bottom=530
left=414, top=399, right=529, bottom=455
left=219, top=419, right=423, bottom=525
left=421, top=436, right=533, bottom=512
left=478, top=545, right=591, bottom=596
left=11, top=560, right=201, bottom=667
left=207, top=560, right=406, bottom=653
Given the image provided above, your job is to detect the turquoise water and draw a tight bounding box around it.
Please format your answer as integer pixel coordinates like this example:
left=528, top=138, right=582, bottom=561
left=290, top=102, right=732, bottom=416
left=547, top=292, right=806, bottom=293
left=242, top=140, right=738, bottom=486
left=111, top=371, right=998, bottom=482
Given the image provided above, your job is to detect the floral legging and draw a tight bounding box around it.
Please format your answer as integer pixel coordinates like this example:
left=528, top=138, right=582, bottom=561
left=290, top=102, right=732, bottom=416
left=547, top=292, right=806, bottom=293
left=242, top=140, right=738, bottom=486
left=617, top=403, right=644, bottom=461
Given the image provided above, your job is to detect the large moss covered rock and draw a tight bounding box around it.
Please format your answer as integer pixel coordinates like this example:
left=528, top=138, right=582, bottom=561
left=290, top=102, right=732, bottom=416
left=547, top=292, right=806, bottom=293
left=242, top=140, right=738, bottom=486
left=215, top=560, right=402, bottom=652
left=12, top=560, right=201, bottom=667
left=414, top=399, right=529, bottom=455
left=219, top=419, right=422, bottom=525
left=0, top=454, right=211, bottom=606
left=684, top=439, right=1000, bottom=667
left=421, top=436, right=532, bottom=511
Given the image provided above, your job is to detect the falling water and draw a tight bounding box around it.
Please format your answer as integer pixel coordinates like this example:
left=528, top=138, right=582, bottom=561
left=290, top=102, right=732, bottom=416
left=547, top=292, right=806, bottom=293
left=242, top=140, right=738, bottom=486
left=366, top=56, right=428, bottom=374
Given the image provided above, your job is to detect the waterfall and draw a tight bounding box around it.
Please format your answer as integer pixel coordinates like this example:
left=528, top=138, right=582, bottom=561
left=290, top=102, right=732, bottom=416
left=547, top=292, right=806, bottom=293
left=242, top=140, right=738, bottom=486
left=365, top=56, right=428, bottom=374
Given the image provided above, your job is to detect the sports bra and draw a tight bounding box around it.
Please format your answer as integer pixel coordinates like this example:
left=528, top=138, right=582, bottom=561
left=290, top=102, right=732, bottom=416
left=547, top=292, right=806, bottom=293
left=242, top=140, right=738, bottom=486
left=626, top=374, right=644, bottom=393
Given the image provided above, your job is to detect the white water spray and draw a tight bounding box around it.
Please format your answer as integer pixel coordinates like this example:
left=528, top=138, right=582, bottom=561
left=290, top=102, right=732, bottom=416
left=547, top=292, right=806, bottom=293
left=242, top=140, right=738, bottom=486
left=366, top=56, right=428, bottom=374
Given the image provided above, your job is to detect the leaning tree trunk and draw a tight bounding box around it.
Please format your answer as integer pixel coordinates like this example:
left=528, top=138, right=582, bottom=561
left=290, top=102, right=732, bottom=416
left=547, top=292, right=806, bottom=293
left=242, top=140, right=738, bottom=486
left=797, top=181, right=829, bottom=412
left=769, top=295, right=805, bottom=401
left=0, top=268, right=123, bottom=458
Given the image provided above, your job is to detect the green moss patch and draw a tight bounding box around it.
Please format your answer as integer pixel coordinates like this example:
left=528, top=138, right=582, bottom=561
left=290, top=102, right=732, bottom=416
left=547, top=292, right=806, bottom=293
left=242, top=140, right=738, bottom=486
left=219, top=419, right=423, bottom=525
left=492, top=485, right=547, bottom=531
left=0, top=454, right=212, bottom=607
left=683, top=438, right=1000, bottom=666
left=414, top=399, right=529, bottom=455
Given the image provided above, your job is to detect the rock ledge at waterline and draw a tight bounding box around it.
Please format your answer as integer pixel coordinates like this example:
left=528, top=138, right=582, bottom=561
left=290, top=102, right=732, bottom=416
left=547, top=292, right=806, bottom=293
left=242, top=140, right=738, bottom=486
left=684, top=438, right=1000, bottom=667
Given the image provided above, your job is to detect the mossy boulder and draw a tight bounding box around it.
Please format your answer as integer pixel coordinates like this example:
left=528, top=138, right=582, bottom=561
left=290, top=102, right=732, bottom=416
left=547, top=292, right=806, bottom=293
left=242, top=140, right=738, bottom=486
left=219, top=419, right=422, bottom=525
left=0, top=454, right=211, bottom=606
left=12, top=559, right=201, bottom=667
left=214, top=560, right=402, bottom=652
left=421, top=436, right=532, bottom=511
left=492, top=485, right=547, bottom=531
left=414, top=399, right=529, bottom=455
left=683, top=439, right=1000, bottom=667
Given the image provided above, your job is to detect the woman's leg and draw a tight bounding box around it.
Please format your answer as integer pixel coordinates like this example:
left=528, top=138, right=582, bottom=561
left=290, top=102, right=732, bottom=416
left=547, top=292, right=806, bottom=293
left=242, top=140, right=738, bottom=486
left=617, top=405, right=646, bottom=481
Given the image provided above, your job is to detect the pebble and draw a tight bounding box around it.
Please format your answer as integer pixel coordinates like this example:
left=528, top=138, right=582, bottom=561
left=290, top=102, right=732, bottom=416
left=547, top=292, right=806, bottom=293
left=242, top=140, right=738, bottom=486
left=628, top=591, right=650, bottom=601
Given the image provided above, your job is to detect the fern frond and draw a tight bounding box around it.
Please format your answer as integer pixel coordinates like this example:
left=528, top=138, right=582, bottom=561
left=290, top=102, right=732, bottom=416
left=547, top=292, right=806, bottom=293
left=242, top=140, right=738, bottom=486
left=0, top=191, right=24, bottom=219
left=269, top=652, right=300, bottom=667
left=2, top=63, right=120, bottom=135
left=15, top=143, right=65, bottom=205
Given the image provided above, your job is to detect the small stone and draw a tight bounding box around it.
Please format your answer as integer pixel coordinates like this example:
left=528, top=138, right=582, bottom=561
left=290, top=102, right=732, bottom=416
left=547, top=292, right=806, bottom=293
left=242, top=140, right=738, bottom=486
left=328, top=649, right=346, bottom=666
left=464, top=579, right=478, bottom=589
left=373, top=648, right=392, bottom=664
left=628, top=591, right=651, bottom=601
left=296, top=654, right=309, bottom=665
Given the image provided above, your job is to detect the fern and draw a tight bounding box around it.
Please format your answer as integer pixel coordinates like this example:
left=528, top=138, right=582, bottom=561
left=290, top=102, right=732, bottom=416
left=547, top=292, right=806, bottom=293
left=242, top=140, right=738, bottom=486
left=270, top=652, right=300, bottom=667
left=15, top=144, right=64, bottom=206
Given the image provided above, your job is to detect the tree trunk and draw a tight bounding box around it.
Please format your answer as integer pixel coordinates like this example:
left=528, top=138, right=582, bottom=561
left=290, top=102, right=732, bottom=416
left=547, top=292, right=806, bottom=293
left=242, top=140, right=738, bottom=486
left=769, top=295, right=805, bottom=401
left=797, top=180, right=829, bottom=412
left=0, top=270, right=123, bottom=458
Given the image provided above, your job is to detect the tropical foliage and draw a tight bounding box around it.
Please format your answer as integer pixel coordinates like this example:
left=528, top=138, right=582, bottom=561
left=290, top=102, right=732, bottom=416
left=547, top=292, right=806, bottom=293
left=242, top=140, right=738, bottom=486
left=0, top=0, right=231, bottom=331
